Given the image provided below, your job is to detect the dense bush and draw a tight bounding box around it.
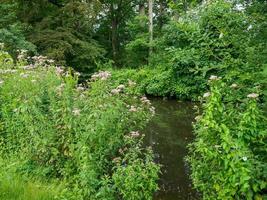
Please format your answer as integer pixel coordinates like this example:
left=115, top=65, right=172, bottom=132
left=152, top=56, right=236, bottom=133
left=187, top=76, right=267, bottom=200
left=106, top=67, right=178, bottom=98
left=102, top=1, right=266, bottom=101
left=0, top=2, right=36, bottom=58
left=0, top=49, right=159, bottom=200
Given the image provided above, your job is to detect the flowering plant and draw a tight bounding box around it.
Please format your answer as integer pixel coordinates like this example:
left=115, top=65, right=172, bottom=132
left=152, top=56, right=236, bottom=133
left=0, top=51, right=159, bottom=200
left=187, top=75, right=267, bottom=200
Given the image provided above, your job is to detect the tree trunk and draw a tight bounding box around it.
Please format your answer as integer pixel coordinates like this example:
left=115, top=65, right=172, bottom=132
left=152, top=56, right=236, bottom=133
left=139, top=3, right=145, bottom=16
left=111, top=4, right=118, bottom=63
left=148, top=0, right=153, bottom=56
left=159, top=0, right=164, bottom=30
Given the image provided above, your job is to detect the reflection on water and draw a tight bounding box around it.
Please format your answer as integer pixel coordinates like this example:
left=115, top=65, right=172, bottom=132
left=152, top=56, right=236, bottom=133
left=144, top=98, right=200, bottom=200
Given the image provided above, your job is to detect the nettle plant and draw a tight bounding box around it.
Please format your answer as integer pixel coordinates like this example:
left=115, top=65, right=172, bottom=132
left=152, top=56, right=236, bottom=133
left=0, top=47, right=159, bottom=200
left=187, top=76, right=267, bottom=200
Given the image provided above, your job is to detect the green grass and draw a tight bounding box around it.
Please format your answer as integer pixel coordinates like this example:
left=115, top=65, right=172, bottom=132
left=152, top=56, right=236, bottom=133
left=0, top=173, right=61, bottom=200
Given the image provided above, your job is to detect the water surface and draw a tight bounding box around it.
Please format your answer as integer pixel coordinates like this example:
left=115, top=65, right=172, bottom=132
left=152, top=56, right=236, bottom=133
left=144, top=98, right=200, bottom=200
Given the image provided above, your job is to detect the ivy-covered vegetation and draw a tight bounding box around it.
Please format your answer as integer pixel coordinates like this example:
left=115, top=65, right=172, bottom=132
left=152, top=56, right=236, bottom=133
left=0, top=0, right=266, bottom=199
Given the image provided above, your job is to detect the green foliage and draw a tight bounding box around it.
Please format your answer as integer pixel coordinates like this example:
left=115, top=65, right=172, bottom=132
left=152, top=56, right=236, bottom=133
left=0, top=160, right=63, bottom=200
left=102, top=0, right=266, bottom=100
left=112, top=145, right=159, bottom=200
left=107, top=67, right=180, bottom=98
left=124, top=15, right=150, bottom=68
left=23, top=0, right=104, bottom=75
left=0, top=51, right=159, bottom=200
left=187, top=76, right=267, bottom=200
left=0, top=1, right=36, bottom=57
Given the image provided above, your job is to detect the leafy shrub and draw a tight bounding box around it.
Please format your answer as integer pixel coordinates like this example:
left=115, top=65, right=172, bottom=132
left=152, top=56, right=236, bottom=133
left=0, top=2, right=36, bottom=58
left=124, top=15, right=150, bottom=68
left=0, top=50, right=159, bottom=200
left=187, top=76, right=267, bottom=200
left=121, top=0, right=266, bottom=100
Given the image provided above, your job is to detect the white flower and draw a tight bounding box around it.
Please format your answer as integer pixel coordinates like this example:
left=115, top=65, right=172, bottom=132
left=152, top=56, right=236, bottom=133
left=75, top=72, right=81, bottom=77
left=230, top=83, right=238, bottom=89
left=247, top=93, right=259, bottom=99
left=55, top=67, right=64, bottom=75
left=72, top=108, right=81, bottom=116
left=0, top=80, right=4, bottom=85
left=56, top=83, right=65, bottom=92
left=129, top=106, right=137, bottom=112
left=128, top=80, right=136, bottom=87
left=76, top=86, right=85, bottom=92
left=0, top=69, right=17, bottom=74
left=203, top=92, right=211, bottom=98
left=31, top=80, right=37, bottom=83
left=195, top=115, right=202, bottom=121
left=140, top=96, right=151, bottom=104
left=20, top=73, right=29, bottom=78
left=219, top=32, right=224, bottom=39
left=0, top=43, right=4, bottom=49
left=130, top=131, right=140, bottom=137
left=117, top=84, right=125, bottom=90
left=149, top=106, right=155, bottom=116
left=242, top=156, right=248, bottom=161
left=91, top=71, right=111, bottom=81
left=22, top=65, right=35, bottom=70
left=209, top=75, right=221, bottom=81
left=47, top=59, right=55, bottom=64
left=111, top=89, right=120, bottom=95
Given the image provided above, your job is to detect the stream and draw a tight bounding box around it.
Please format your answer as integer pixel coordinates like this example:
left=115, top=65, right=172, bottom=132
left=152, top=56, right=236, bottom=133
left=144, top=98, right=200, bottom=200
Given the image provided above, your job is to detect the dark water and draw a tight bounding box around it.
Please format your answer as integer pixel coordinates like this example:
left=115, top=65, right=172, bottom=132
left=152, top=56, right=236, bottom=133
left=144, top=99, right=200, bottom=200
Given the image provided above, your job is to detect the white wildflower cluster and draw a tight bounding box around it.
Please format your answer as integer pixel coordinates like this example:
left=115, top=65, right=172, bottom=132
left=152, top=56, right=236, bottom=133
left=74, top=72, right=81, bottom=77
left=128, top=79, right=137, bottom=87
left=247, top=93, right=259, bottom=99
left=0, top=43, right=4, bottom=49
left=140, top=96, right=151, bottom=105
left=195, top=115, right=202, bottom=121
left=64, top=71, right=71, bottom=78
left=209, top=75, right=221, bottom=81
left=130, top=131, right=140, bottom=138
left=32, top=55, right=54, bottom=66
left=20, top=73, right=30, bottom=78
left=0, top=79, right=4, bottom=85
left=55, top=67, right=64, bottom=75
left=21, top=64, right=36, bottom=70
left=111, top=84, right=125, bottom=95
left=76, top=84, right=85, bottom=92
left=17, top=50, right=28, bottom=61
left=242, top=156, right=248, bottom=161
left=13, top=108, right=19, bottom=113
left=230, top=83, right=238, bottom=89
left=56, top=83, right=65, bottom=94
left=72, top=108, right=81, bottom=116
left=91, top=71, right=111, bottom=81
left=203, top=92, right=211, bottom=98
left=112, top=157, right=121, bottom=163
left=129, top=105, right=137, bottom=112
left=140, top=96, right=156, bottom=115
left=0, top=69, right=17, bottom=74
left=149, top=106, right=155, bottom=116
